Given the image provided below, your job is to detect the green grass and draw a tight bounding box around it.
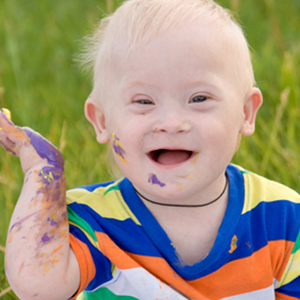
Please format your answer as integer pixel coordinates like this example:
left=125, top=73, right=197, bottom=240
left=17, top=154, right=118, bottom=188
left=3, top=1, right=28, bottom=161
left=0, top=0, right=300, bottom=298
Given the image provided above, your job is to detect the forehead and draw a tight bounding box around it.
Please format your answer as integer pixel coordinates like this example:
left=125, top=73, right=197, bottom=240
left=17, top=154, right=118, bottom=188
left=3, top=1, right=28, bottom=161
left=111, top=21, right=239, bottom=87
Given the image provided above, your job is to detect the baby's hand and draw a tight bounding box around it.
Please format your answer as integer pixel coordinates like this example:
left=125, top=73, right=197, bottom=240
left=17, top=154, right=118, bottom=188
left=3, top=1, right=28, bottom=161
left=0, top=108, right=64, bottom=173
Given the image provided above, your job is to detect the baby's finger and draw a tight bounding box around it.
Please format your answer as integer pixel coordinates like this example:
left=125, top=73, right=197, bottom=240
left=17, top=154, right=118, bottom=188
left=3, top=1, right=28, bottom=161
left=0, top=109, right=29, bottom=156
left=1, top=108, right=11, bottom=121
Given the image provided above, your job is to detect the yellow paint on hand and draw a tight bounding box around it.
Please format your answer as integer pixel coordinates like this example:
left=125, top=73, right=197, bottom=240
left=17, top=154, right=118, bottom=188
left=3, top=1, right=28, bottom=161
left=41, top=170, right=54, bottom=183
left=2, top=108, right=11, bottom=121
left=229, top=235, right=238, bottom=253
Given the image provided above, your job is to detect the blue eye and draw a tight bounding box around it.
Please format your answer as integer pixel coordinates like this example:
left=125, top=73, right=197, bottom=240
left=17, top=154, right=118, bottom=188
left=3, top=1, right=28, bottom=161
left=190, top=95, right=207, bottom=103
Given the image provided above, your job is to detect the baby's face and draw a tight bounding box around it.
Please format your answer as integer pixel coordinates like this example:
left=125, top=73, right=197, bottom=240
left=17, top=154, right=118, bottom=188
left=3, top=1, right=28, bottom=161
left=99, top=21, right=258, bottom=202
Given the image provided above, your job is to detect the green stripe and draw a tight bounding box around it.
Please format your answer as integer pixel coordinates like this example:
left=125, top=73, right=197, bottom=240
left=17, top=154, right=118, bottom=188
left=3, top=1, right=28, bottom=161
left=81, top=287, right=139, bottom=300
left=67, top=205, right=98, bottom=242
left=104, top=185, right=120, bottom=195
left=292, top=228, right=300, bottom=254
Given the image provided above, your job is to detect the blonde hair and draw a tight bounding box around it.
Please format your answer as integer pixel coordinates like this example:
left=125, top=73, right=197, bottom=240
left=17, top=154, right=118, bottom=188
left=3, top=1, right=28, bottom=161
left=81, top=0, right=255, bottom=102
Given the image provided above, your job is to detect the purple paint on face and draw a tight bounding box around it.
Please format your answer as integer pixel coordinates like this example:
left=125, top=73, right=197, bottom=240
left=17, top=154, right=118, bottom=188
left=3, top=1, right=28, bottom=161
left=112, top=135, right=125, bottom=159
left=148, top=173, right=166, bottom=187
left=41, top=233, right=52, bottom=244
left=24, top=128, right=64, bottom=169
left=112, top=143, right=125, bottom=159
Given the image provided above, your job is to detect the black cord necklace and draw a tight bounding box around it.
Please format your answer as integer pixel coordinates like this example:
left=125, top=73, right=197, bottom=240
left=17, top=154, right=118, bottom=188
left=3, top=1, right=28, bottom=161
left=133, top=174, right=228, bottom=208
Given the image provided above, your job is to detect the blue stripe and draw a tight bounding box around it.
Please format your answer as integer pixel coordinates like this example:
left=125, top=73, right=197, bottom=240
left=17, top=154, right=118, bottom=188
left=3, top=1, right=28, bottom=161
left=69, top=202, right=164, bottom=258
left=276, top=275, right=300, bottom=297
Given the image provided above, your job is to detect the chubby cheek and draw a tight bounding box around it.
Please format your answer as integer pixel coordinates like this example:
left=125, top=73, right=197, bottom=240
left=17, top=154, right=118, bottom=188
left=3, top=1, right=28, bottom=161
left=109, top=132, right=167, bottom=188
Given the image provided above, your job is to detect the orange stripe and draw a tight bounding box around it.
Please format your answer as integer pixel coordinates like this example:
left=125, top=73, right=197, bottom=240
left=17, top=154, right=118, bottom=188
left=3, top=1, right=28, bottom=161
left=269, top=240, right=294, bottom=281
left=276, top=291, right=300, bottom=300
left=95, top=231, right=140, bottom=269
left=69, top=234, right=96, bottom=297
left=189, top=245, right=275, bottom=300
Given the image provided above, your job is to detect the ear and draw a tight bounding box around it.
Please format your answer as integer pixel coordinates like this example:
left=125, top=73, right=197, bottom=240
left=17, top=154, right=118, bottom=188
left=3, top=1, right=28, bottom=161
left=239, top=87, right=263, bottom=136
left=85, top=98, right=110, bottom=144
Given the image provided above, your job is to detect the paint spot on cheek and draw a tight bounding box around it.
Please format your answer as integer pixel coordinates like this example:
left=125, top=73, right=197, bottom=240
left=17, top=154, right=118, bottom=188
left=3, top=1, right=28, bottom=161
left=148, top=174, right=166, bottom=187
left=177, top=175, right=194, bottom=180
left=191, top=153, right=199, bottom=165
left=111, top=133, right=127, bottom=163
left=176, top=183, right=183, bottom=191
left=153, top=128, right=160, bottom=134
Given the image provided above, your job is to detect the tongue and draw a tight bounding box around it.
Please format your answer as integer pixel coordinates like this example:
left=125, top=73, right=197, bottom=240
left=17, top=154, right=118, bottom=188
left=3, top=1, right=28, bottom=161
left=156, top=150, right=191, bottom=165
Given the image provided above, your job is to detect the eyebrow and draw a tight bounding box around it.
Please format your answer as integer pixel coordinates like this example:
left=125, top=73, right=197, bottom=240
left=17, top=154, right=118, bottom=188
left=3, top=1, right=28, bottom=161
left=123, top=80, right=153, bottom=89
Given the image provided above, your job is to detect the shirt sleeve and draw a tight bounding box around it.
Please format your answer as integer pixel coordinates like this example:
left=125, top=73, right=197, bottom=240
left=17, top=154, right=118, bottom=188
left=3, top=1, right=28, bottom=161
left=275, top=230, right=300, bottom=299
left=67, top=202, right=116, bottom=297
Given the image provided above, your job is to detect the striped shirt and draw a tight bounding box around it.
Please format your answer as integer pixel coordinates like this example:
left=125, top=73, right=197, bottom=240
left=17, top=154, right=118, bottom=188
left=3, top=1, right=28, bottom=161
left=67, top=164, right=300, bottom=299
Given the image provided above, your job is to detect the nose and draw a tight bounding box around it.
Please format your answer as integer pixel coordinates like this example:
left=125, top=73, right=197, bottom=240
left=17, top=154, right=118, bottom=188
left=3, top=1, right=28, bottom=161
left=153, top=110, right=192, bottom=134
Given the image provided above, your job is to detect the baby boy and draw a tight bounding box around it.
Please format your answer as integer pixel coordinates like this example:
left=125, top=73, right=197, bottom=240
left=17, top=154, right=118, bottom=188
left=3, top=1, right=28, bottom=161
left=1, top=0, right=300, bottom=299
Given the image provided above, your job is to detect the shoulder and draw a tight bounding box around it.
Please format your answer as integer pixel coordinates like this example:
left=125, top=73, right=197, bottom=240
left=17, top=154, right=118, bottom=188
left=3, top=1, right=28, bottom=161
left=242, top=166, right=299, bottom=201
left=231, top=165, right=300, bottom=214
left=66, top=178, right=140, bottom=224
left=66, top=179, right=123, bottom=205
left=67, top=181, right=120, bottom=203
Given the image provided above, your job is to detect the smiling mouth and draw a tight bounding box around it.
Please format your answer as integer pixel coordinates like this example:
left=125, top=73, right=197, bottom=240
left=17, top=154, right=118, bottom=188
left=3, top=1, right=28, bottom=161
left=148, top=149, right=194, bottom=165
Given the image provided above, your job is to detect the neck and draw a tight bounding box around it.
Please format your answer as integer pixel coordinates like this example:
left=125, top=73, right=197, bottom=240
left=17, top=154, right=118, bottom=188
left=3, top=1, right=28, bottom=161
left=133, top=174, right=228, bottom=208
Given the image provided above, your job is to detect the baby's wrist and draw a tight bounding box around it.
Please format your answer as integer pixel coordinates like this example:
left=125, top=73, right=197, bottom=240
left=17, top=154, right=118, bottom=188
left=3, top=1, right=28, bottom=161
left=23, top=127, right=64, bottom=170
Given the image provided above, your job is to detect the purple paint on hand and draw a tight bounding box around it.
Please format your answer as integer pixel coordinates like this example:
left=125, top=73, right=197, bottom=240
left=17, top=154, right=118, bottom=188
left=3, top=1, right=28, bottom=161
left=148, top=173, right=166, bottom=187
left=50, top=219, right=58, bottom=226
left=0, top=140, right=17, bottom=156
left=24, top=128, right=64, bottom=169
left=39, top=166, right=63, bottom=185
left=9, top=211, right=39, bottom=234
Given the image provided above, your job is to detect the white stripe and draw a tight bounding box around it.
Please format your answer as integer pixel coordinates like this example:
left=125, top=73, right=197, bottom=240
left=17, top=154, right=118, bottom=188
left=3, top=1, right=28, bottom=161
left=91, top=267, right=189, bottom=299
left=221, top=285, right=275, bottom=300
left=88, top=268, right=276, bottom=300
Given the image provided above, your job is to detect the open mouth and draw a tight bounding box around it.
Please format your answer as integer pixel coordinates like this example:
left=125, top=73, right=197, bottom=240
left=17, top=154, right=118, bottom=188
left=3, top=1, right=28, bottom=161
left=148, top=149, right=194, bottom=165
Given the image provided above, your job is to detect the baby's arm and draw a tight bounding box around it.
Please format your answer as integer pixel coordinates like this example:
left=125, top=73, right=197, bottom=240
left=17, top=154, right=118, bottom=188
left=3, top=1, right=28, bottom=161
left=0, top=109, right=80, bottom=300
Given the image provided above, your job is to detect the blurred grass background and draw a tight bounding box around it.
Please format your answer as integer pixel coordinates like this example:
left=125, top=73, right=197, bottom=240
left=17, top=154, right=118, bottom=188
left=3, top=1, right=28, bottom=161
left=0, top=0, right=300, bottom=298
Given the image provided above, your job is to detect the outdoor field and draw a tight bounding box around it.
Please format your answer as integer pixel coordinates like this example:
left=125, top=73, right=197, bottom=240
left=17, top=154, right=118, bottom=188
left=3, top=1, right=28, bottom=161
left=0, top=0, right=300, bottom=298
